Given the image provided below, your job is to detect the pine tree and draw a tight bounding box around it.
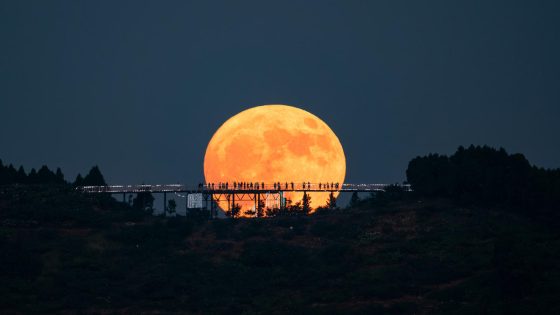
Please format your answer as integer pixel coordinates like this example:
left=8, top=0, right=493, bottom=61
left=349, top=191, right=360, bottom=208
left=257, top=199, right=265, bottom=217
left=302, top=192, right=311, bottom=215
left=28, top=168, right=38, bottom=184
left=6, top=164, right=17, bottom=183
left=133, top=192, right=155, bottom=213
left=83, top=166, right=107, bottom=186
left=167, top=199, right=177, bottom=216
left=0, top=159, right=5, bottom=185
left=326, top=192, right=337, bottom=210
left=74, top=174, right=84, bottom=187
left=55, top=167, right=65, bottom=184
left=37, top=165, right=55, bottom=184
left=16, top=166, right=27, bottom=184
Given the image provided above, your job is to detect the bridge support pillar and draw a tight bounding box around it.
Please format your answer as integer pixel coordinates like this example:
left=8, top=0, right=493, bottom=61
left=208, top=193, right=213, bottom=219
left=185, top=193, right=189, bottom=216
left=163, top=192, right=167, bottom=215
left=255, top=194, right=264, bottom=217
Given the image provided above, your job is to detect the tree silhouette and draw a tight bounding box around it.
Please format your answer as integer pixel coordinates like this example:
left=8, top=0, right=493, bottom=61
left=257, top=199, right=265, bottom=217
left=244, top=208, right=257, bottom=217
left=28, top=168, right=38, bottom=184
left=226, top=203, right=242, bottom=218
left=82, top=166, right=106, bottom=186
left=133, top=192, right=155, bottom=213
left=73, top=174, right=84, bottom=187
left=6, top=164, right=17, bottom=184
left=406, top=145, right=560, bottom=214
left=326, top=192, right=337, bottom=210
left=265, top=207, right=280, bottom=217
left=349, top=192, right=360, bottom=208
left=16, top=166, right=27, bottom=184
left=167, top=199, right=177, bottom=216
left=55, top=167, right=65, bottom=184
left=0, top=159, right=3, bottom=184
left=302, top=192, right=311, bottom=215
left=37, top=165, right=56, bottom=184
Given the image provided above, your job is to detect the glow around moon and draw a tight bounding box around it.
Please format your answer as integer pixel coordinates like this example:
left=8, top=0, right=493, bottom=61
left=204, top=104, right=346, bottom=214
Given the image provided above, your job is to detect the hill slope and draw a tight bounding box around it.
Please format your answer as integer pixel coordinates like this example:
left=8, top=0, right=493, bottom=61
left=1, top=188, right=559, bottom=314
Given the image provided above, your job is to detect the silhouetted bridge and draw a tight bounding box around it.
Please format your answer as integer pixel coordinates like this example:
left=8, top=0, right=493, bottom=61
left=78, top=183, right=411, bottom=217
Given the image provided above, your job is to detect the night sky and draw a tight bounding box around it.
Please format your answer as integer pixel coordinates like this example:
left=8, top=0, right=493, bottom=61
left=1, top=1, right=559, bottom=186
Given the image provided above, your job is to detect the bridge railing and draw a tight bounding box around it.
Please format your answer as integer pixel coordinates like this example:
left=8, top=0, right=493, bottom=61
left=78, top=183, right=411, bottom=193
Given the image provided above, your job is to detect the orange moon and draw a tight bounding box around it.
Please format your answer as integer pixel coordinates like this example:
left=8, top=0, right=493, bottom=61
left=203, top=104, right=346, bottom=214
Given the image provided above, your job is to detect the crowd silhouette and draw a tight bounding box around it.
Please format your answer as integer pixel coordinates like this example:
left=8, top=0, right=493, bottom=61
left=200, top=181, right=340, bottom=191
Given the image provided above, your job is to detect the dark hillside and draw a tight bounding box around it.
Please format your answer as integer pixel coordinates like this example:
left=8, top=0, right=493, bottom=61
left=1, top=186, right=559, bottom=314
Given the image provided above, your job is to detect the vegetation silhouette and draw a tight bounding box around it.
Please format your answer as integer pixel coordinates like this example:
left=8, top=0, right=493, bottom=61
left=167, top=199, right=177, bottom=216
left=1, top=147, right=560, bottom=313
left=133, top=191, right=155, bottom=213
left=407, top=145, right=560, bottom=218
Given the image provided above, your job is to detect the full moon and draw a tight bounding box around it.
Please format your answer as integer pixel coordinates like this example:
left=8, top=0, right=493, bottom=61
left=204, top=104, right=346, bottom=215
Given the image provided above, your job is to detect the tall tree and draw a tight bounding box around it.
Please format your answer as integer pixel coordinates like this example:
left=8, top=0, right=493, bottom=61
left=349, top=191, right=360, bottom=208
left=167, top=199, right=177, bottom=216
left=16, top=166, right=27, bottom=184
left=302, top=191, right=311, bottom=215
left=0, top=159, right=5, bottom=184
left=55, top=167, right=65, bottom=184
left=326, top=192, right=337, bottom=210
left=37, top=165, right=55, bottom=184
left=256, top=199, right=265, bottom=217
left=6, top=164, right=17, bottom=184
left=133, top=192, right=155, bottom=213
left=73, top=174, right=84, bottom=187
left=82, top=166, right=107, bottom=186
left=28, top=168, right=38, bottom=184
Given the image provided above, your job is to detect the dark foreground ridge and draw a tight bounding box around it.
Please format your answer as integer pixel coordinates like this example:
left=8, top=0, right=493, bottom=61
left=1, top=145, right=559, bottom=314
left=1, top=186, right=559, bottom=314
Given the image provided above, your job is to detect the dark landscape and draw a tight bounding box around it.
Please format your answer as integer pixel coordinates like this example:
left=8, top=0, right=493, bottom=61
left=2, top=146, right=559, bottom=314
left=2, top=2, right=559, bottom=314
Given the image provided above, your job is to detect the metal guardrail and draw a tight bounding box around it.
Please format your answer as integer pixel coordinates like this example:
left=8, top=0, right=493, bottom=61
left=78, top=183, right=411, bottom=193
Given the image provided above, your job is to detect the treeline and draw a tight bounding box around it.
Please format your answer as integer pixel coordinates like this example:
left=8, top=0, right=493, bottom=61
left=0, top=159, right=106, bottom=187
left=406, top=145, right=560, bottom=214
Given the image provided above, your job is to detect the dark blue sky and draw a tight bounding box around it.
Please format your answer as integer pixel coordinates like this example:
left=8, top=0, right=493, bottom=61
left=1, top=1, right=559, bottom=185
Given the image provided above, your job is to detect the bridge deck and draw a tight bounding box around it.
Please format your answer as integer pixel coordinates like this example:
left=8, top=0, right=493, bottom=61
left=78, top=183, right=410, bottom=194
